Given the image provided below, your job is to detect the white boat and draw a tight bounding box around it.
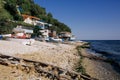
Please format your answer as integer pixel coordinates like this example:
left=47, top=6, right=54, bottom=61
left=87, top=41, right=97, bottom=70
left=50, top=37, right=62, bottom=42
left=70, top=35, right=76, bottom=41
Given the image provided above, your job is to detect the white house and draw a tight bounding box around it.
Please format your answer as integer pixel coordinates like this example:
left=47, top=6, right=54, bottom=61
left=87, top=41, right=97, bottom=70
left=22, top=14, right=40, bottom=25
left=12, top=25, right=33, bottom=39
left=13, top=25, right=33, bottom=34
left=40, top=29, right=50, bottom=40
left=59, top=32, right=76, bottom=41
left=36, top=21, right=49, bottom=29
left=22, top=14, right=52, bottom=40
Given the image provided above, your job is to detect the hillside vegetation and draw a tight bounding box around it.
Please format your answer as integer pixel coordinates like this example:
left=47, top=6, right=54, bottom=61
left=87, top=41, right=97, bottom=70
left=0, top=0, right=71, bottom=34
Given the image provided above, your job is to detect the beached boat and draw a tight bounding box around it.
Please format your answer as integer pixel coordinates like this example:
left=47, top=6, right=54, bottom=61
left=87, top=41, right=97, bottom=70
left=70, top=35, right=76, bottom=41
left=49, top=37, right=62, bottom=42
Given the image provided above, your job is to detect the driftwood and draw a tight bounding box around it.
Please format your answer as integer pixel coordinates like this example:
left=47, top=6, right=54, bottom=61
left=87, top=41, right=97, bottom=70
left=0, top=54, right=97, bottom=80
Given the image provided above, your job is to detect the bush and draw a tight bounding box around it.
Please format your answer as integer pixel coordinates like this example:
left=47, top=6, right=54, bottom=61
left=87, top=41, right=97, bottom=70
left=0, top=21, right=17, bottom=34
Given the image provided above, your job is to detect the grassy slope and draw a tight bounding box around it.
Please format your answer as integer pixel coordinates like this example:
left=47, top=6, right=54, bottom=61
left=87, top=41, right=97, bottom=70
left=0, top=0, right=12, bottom=20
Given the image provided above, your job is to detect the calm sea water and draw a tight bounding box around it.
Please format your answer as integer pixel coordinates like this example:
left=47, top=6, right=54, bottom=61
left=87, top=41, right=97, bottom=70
left=85, top=40, right=120, bottom=63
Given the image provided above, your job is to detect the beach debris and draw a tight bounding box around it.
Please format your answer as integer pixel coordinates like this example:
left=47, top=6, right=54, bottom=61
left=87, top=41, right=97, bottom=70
left=0, top=54, right=97, bottom=80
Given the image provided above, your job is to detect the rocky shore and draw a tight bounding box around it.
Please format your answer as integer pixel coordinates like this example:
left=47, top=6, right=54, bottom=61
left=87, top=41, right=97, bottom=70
left=79, top=48, right=120, bottom=80
left=0, top=39, right=120, bottom=80
left=0, top=40, right=81, bottom=79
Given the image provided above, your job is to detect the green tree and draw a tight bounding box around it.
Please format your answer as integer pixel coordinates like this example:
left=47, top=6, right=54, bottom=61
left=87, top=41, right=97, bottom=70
left=33, top=26, right=42, bottom=37
left=4, top=2, right=17, bottom=16
left=1, top=0, right=71, bottom=35
left=30, top=4, right=46, bottom=17
left=47, top=12, right=53, bottom=18
left=0, top=20, right=17, bottom=34
left=14, top=14, right=23, bottom=21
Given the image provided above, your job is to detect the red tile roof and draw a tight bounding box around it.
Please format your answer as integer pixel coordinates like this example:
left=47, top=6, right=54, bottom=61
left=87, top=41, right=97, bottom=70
left=22, top=14, right=40, bottom=20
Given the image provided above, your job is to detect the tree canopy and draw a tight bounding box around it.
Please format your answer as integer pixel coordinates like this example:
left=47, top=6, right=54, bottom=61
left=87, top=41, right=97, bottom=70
left=0, top=0, right=71, bottom=34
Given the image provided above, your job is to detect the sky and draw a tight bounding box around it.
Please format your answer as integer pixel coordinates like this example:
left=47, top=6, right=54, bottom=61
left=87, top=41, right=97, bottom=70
left=34, top=0, right=120, bottom=40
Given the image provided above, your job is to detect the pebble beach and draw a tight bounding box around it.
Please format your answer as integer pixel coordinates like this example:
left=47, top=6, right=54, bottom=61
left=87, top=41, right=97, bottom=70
left=0, top=39, right=81, bottom=80
left=0, top=39, right=120, bottom=80
left=0, top=39, right=80, bottom=70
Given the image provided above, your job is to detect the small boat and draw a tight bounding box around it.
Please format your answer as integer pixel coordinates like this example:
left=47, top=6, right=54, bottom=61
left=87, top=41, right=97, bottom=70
left=70, top=35, right=76, bottom=41
left=49, top=37, right=62, bottom=42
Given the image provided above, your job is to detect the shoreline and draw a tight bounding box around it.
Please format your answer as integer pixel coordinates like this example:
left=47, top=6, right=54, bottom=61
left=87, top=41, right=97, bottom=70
left=0, top=39, right=120, bottom=79
left=0, top=40, right=81, bottom=79
left=79, top=47, right=120, bottom=80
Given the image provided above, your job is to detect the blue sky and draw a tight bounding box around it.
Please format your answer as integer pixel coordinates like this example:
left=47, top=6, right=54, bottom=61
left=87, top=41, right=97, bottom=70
left=34, top=0, right=120, bottom=40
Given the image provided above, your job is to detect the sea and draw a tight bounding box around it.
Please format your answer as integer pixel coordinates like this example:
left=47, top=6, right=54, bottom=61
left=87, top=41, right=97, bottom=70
left=84, top=40, right=120, bottom=65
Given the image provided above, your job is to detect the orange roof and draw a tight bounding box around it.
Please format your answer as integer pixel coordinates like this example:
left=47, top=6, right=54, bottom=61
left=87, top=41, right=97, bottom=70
left=22, top=14, right=40, bottom=20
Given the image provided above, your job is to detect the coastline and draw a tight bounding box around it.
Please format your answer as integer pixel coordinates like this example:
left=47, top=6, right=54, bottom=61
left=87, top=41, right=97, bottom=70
left=0, top=39, right=120, bottom=80
left=0, top=40, right=81, bottom=79
left=79, top=48, right=120, bottom=80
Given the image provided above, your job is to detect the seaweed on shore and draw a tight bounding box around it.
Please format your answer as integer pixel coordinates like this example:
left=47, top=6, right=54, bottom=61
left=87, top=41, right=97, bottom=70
left=75, top=44, right=99, bottom=80
left=79, top=42, right=90, bottom=48
left=76, top=59, right=86, bottom=74
left=75, top=45, right=87, bottom=75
